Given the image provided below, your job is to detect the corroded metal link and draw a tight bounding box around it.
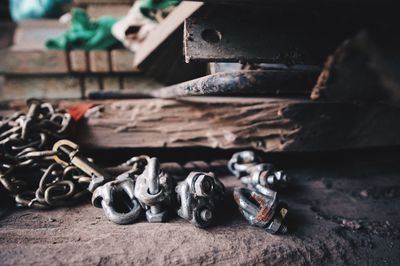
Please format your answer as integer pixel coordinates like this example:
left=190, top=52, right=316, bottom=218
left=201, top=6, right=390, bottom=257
left=0, top=99, right=87, bottom=210
left=233, top=186, right=288, bottom=234
left=241, top=164, right=288, bottom=190
left=134, top=157, right=173, bottom=223
left=120, top=155, right=150, bottom=176
left=52, top=139, right=112, bottom=193
left=52, top=140, right=145, bottom=224
left=15, top=191, right=49, bottom=210
left=228, top=151, right=289, bottom=190
left=228, top=150, right=261, bottom=178
left=92, top=173, right=142, bottom=225
left=175, top=172, right=225, bottom=228
left=0, top=167, right=27, bottom=193
left=33, top=163, right=89, bottom=207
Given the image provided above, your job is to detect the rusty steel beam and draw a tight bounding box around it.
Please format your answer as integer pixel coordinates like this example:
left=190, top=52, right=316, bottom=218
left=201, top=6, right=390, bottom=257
left=183, top=5, right=394, bottom=64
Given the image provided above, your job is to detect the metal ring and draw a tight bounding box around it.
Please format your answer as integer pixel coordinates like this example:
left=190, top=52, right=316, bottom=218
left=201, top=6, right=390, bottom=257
left=52, top=139, right=79, bottom=166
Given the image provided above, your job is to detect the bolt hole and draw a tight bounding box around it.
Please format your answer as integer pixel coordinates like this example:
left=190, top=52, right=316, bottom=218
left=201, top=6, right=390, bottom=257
left=201, top=29, right=222, bottom=43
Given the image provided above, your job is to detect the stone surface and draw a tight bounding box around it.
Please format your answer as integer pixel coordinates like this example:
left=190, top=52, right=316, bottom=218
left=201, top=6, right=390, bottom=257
left=0, top=161, right=399, bottom=265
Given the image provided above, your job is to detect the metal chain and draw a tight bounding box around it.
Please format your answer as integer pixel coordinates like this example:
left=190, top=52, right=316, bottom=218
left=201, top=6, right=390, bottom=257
left=0, top=99, right=89, bottom=209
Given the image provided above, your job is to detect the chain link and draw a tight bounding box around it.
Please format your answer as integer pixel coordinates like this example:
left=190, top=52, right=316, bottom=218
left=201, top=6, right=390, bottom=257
left=0, top=99, right=89, bottom=209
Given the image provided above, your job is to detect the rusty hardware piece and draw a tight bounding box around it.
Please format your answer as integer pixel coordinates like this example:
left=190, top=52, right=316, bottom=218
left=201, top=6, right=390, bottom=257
left=107, top=159, right=230, bottom=179
left=92, top=172, right=141, bottom=225
left=175, top=172, right=225, bottom=228
left=234, top=185, right=288, bottom=234
left=53, top=139, right=142, bottom=224
left=242, top=164, right=288, bottom=191
left=53, top=139, right=113, bottom=193
left=134, top=157, right=173, bottom=223
left=228, top=150, right=261, bottom=178
left=0, top=99, right=89, bottom=209
left=228, top=151, right=288, bottom=190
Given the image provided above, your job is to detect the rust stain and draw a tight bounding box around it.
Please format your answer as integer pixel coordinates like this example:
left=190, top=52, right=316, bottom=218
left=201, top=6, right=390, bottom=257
left=252, top=192, right=273, bottom=222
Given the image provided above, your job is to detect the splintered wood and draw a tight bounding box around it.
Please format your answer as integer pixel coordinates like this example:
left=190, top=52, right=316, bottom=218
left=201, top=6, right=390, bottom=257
left=77, top=97, right=400, bottom=152
left=311, top=31, right=400, bottom=107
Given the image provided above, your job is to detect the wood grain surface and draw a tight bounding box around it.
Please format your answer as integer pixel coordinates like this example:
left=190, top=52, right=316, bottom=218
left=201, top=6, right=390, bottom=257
left=75, top=97, right=400, bottom=151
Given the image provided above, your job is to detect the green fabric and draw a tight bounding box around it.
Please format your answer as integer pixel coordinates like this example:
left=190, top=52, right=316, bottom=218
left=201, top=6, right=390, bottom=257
left=46, top=8, right=119, bottom=51
left=140, top=0, right=181, bottom=20
left=10, top=0, right=71, bottom=22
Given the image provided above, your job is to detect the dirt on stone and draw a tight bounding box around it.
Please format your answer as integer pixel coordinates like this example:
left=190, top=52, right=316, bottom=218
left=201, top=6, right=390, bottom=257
left=1, top=162, right=400, bottom=265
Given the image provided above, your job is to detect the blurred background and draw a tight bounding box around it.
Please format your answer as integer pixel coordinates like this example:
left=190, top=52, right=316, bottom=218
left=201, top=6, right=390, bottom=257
left=0, top=0, right=207, bottom=101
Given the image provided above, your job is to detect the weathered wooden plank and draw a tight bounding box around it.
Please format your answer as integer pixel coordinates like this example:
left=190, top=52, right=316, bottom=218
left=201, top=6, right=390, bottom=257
left=77, top=97, right=400, bottom=152
left=134, top=1, right=203, bottom=67
left=70, top=50, right=88, bottom=73
left=12, top=20, right=67, bottom=51
left=89, top=51, right=111, bottom=73
left=0, top=50, right=69, bottom=74
left=110, top=49, right=139, bottom=72
left=0, top=76, right=81, bottom=100
left=86, top=4, right=129, bottom=19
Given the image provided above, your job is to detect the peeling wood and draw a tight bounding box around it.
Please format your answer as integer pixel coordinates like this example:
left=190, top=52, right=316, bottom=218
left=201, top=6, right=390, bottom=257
left=134, top=1, right=203, bottom=67
left=76, top=97, right=400, bottom=152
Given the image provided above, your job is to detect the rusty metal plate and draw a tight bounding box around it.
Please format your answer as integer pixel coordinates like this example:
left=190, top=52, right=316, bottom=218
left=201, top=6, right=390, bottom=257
left=184, top=6, right=373, bottom=64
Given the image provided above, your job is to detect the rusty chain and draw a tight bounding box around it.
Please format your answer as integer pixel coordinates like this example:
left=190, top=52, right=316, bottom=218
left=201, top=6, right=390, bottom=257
left=0, top=99, right=89, bottom=209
